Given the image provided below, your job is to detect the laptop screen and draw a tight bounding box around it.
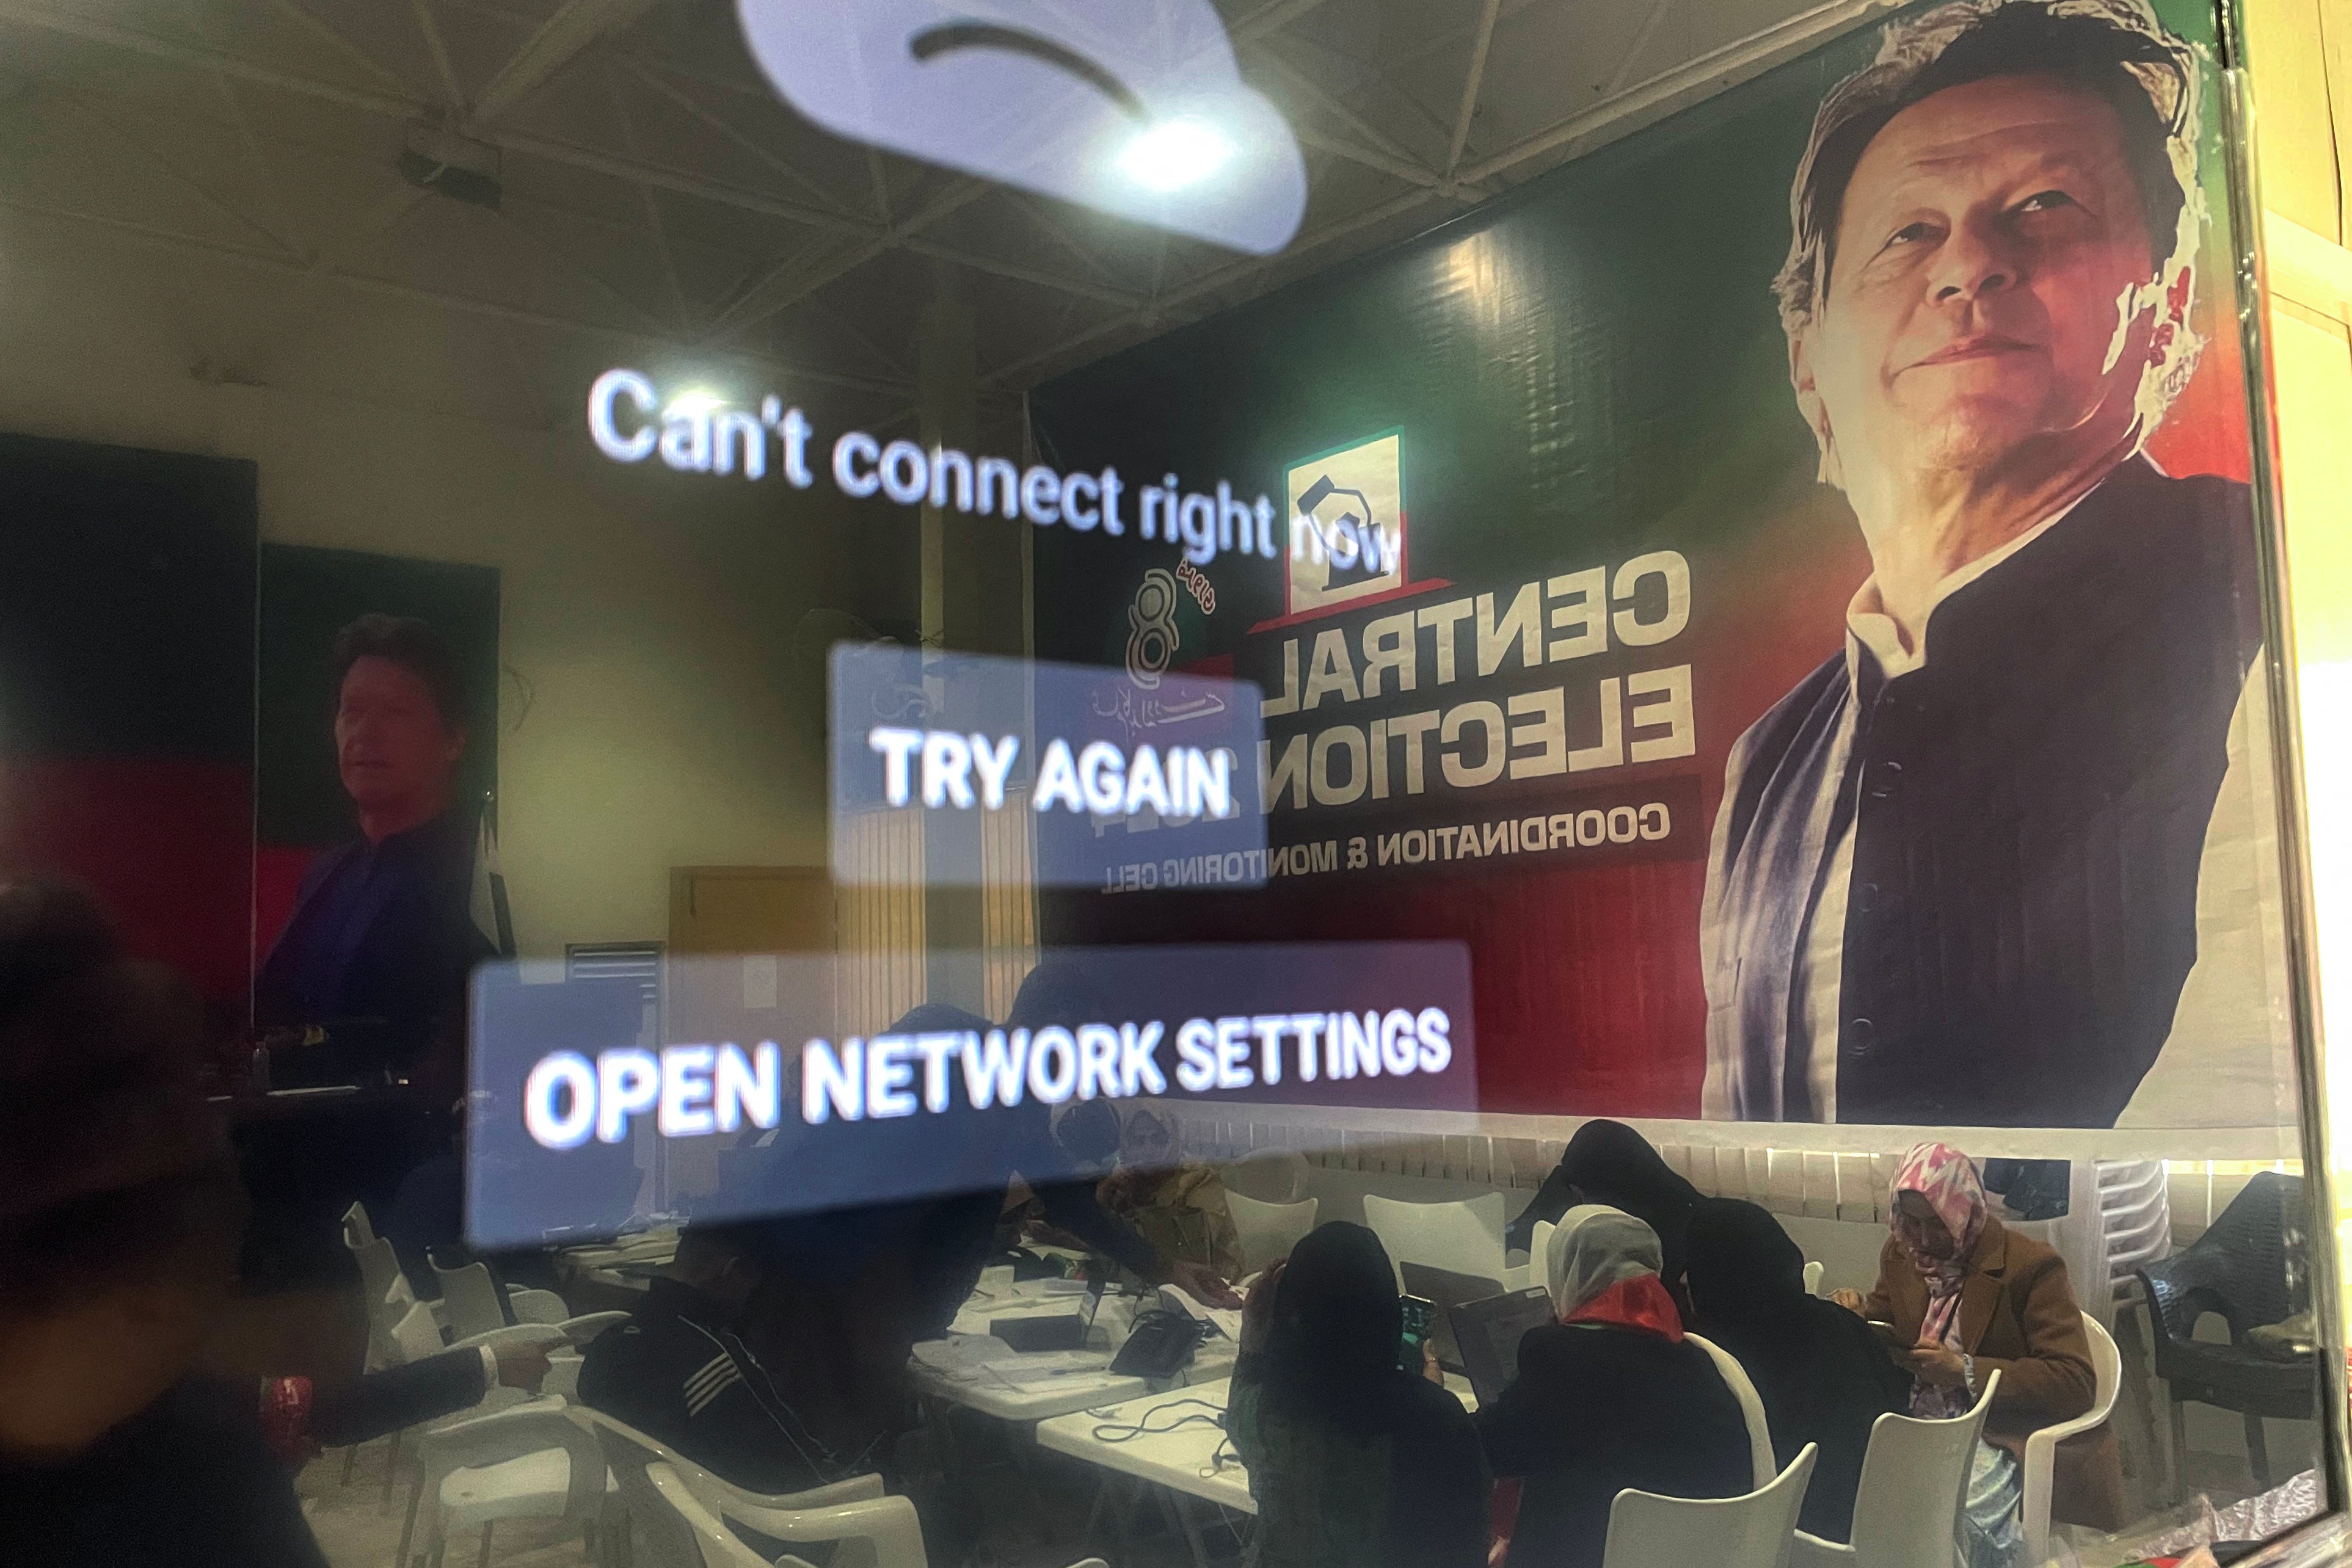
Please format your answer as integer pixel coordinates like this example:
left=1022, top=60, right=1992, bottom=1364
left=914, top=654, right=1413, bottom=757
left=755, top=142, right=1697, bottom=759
left=1399, top=1261, right=1507, bottom=1371
left=1450, top=1288, right=1557, bottom=1408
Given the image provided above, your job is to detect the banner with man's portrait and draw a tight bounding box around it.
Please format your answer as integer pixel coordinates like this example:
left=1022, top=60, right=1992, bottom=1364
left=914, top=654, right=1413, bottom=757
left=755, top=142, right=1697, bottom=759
left=1029, top=0, right=2297, bottom=1134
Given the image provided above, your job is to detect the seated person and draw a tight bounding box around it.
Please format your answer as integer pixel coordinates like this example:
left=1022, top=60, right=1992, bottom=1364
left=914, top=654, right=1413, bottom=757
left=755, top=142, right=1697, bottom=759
left=1476, top=1205, right=1752, bottom=1568
left=1094, top=1106, right=1245, bottom=1284
left=1685, top=1198, right=1907, bottom=1543
left=1830, top=1142, right=2113, bottom=1564
left=1504, top=1119, right=1702, bottom=1308
left=0, top=880, right=327, bottom=1567
left=1229, top=1222, right=1488, bottom=1568
left=578, top=1222, right=856, bottom=1496
left=724, top=982, right=1242, bottom=1516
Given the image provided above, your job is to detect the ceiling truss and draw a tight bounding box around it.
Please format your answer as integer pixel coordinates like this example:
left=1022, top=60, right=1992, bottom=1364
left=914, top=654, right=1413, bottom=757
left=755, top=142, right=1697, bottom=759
left=0, top=0, right=1895, bottom=418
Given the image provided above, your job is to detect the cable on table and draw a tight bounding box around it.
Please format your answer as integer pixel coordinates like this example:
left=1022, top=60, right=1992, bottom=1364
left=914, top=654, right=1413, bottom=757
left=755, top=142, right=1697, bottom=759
left=1089, top=1398, right=1227, bottom=1443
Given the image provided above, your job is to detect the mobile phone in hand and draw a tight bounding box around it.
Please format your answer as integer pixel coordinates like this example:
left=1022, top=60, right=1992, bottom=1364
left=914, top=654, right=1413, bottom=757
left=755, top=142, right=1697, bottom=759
left=1399, top=1294, right=1435, bottom=1371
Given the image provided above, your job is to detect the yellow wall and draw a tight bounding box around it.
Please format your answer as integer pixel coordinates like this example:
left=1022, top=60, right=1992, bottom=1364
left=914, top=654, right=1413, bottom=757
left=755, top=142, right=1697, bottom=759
left=2246, top=0, right=2352, bottom=1334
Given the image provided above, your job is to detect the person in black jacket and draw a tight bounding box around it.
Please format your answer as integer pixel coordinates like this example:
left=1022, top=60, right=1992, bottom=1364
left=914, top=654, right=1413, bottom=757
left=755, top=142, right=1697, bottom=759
left=578, top=1222, right=862, bottom=1494
left=1504, top=1120, right=1702, bottom=1305
left=1477, top=1205, right=1751, bottom=1568
left=1229, top=1222, right=1489, bottom=1568
left=1685, top=1198, right=1908, bottom=1542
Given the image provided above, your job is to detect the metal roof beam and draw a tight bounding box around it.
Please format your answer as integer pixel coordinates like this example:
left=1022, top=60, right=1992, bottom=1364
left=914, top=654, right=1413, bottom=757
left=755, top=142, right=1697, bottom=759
left=0, top=191, right=924, bottom=401
left=470, top=0, right=661, bottom=125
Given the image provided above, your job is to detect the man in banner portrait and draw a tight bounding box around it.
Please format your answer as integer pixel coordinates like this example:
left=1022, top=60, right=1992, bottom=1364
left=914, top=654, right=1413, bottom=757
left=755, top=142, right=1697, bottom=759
left=1701, top=0, right=2272, bottom=1126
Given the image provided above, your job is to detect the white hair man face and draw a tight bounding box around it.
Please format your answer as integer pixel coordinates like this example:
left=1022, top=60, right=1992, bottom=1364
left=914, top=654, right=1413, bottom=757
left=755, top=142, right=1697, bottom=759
left=1780, top=2, right=2196, bottom=648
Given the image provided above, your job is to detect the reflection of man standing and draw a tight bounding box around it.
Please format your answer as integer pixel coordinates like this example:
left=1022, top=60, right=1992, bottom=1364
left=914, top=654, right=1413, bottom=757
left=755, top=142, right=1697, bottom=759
left=257, top=615, right=495, bottom=1087
left=1702, top=0, right=2265, bottom=1126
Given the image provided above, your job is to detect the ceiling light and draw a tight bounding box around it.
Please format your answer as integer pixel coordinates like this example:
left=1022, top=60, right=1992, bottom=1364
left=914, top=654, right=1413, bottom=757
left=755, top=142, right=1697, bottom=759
left=666, top=388, right=726, bottom=419
left=1116, top=117, right=1235, bottom=193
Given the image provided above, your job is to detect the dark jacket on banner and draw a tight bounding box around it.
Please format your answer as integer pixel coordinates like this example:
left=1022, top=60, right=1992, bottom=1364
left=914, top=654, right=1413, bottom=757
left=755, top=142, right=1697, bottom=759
left=255, top=804, right=493, bottom=1086
left=1700, top=459, right=2263, bottom=1127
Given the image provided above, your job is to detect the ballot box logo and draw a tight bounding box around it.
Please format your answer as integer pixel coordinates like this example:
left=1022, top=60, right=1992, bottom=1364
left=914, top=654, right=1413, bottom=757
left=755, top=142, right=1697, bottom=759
left=1286, top=430, right=1406, bottom=616
left=735, top=0, right=1308, bottom=255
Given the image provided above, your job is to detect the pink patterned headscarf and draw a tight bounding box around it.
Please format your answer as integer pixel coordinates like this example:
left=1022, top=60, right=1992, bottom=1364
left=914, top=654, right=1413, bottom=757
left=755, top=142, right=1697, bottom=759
left=1891, top=1142, right=1988, bottom=1417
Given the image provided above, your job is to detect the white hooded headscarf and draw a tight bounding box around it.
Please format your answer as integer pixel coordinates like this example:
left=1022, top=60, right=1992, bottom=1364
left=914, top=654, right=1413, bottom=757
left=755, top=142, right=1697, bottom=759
left=1546, top=1203, right=1665, bottom=1321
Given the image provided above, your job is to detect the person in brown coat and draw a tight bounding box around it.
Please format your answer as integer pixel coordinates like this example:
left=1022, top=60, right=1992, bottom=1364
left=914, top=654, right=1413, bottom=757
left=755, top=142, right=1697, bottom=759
left=1832, top=1142, right=2119, bottom=1559
left=1096, top=1107, right=1247, bottom=1283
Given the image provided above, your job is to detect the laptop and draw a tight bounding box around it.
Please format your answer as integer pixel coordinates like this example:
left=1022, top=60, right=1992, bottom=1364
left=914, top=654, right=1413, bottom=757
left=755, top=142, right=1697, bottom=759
left=990, top=1271, right=1109, bottom=1352
left=1399, top=1261, right=1507, bottom=1373
left=1450, top=1287, right=1557, bottom=1407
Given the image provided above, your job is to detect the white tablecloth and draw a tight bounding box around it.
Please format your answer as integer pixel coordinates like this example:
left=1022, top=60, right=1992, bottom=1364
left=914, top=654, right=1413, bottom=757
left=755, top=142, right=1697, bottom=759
left=1033, top=1369, right=1481, bottom=1513
left=909, top=1277, right=1239, bottom=1422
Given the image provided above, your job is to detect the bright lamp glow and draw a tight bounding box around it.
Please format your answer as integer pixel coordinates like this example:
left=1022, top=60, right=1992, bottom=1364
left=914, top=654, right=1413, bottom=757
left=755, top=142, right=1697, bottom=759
left=666, top=387, right=725, bottom=418
left=1117, top=117, right=1235, bottom=192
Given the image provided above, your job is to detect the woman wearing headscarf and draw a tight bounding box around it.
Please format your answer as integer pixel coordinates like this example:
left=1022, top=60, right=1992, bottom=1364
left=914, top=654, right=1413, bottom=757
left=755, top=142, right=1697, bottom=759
left=1503, top=1120, right=1702, bottom=1304
left=1685, top=1199, right=1908, bottom=1542
left=1830, top=1143, right=2107, bottom=1567
left=1229, top=1222, right=1488, bottom=1568
left=1475, top=1206, right=1750, bottom=1568
left=1096, top=1106, right=1247, bottom=1282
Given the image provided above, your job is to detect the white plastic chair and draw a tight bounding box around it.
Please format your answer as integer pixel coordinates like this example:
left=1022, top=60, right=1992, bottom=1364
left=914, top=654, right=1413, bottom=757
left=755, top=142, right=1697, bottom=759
left=1804, top=1260, right=1826, bottom=1297
left=380, top=1298, right=592, bottom=1568
left=645, top=1461, right=1112, bottom=1568
left=1603, top=1442, right=1816, bottom=1568
left=353, top=1236, right=414, bottom=1358
left=584, top=1408, right=915, bottom=1568
left=1791, top=1368, right=2001, bottom=1568
left=402, top=1396, right=610, bottom=1568
left=434, top=1259, right=631, bottom=1348
left=1226, top=1191, right=1318, bottom=1276
left=1362, top=1192, right=1507, bottom=1286
left=2087, top=1161, right=2171, bottom=1324
left=1511, top=1217, right=1559, bottom=1294
left=352, top=1241, right=438, bottom=1498
left=1226, top=1149, right=1312, bottom=1203
left=335, top=1208, right=391, bottom=1486
left=1688, top=1333, right=1779, bottom=1490
left=434, top=1258, right=515, bottom=1340
left=2022, top=1315, right=2121, bottom=1568
left=545, top=1351, right=583, bottom=1403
